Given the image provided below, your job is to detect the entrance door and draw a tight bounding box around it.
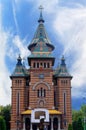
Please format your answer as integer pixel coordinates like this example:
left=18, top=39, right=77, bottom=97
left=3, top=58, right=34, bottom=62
left=53, top=118, right=58, bottom=130
left=33, top=124, right=37, bottom=130
left=25, top=118, right=30, bottom=130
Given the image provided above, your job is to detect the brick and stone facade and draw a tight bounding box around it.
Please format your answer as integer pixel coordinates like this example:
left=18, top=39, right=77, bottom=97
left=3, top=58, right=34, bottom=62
left=10, top=7, right=72, bottom=130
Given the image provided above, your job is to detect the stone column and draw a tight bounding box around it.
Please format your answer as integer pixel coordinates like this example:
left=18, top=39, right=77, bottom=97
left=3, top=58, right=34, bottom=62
left=30, top=122, right=32, bottom=130
left=37, top=126, right=39, bottom=130
left=51, top=117, right=53, bottom=130
left=23, top=117, right=25, bottom=130
left=58, top=116, right=61, bottom=130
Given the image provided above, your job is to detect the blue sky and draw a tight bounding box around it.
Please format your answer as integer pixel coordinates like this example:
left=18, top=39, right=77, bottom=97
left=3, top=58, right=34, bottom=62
left=0, top=0, right=86, bottom=108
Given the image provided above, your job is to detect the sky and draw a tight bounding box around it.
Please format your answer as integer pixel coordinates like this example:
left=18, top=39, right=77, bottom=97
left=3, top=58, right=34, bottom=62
left=0, top=0, right=86, bottom=108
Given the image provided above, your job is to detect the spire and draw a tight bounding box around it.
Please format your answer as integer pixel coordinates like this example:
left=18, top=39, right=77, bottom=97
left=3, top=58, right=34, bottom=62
left=38, top=5, right=44, bottom=23
left=61, top=55, right=66, bottom=66
left=16, top=54, right=22, bottom=66
left=28, top=6, right=55, bottom=59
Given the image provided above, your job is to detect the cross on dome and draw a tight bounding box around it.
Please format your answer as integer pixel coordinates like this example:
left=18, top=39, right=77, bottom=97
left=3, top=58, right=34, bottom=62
left=38, top=5, right=44, bottom=23
left=39, top=5, right=44, bottom=12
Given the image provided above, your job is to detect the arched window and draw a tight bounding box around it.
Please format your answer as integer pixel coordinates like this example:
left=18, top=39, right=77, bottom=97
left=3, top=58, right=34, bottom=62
left=44, top=63, right=46, bottom=68
left=63, top=92, right=66, bottom=115
left=37, top=88, right=46, bottom=97
left=47, top=63, right=50, bottom=68
left=37, top=63, right=39, bottom=68
left=33, top=63, right=36, bottom=68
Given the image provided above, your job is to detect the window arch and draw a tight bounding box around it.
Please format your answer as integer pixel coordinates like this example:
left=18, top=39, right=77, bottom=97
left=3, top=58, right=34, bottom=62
left=37, top=88, right=46, bottom=97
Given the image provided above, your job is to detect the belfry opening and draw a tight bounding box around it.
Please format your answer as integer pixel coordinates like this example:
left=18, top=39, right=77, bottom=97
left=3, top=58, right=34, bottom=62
left=10, top=6, right=72, bottom=130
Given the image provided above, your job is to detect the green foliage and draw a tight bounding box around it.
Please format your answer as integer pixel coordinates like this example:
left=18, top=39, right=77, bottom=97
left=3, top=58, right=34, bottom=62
left=0, top=104, right=11, bottom=130
left=81, top=105, right=86, bottom=116
left=68, top=124, right=73, bottom=130
left=77, top=118, right=83, bottom=130
left=0, top=116, right=6, bottom=130
left=72, top=110, right=83, bottom=121
left=72, top=105, right=86, bottom=130
left=72, top=121, right=78, bottom=130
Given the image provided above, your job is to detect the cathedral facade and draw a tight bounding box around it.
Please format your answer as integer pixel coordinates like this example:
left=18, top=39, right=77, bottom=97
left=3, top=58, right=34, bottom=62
left=10, top=8, right=72, bottom=130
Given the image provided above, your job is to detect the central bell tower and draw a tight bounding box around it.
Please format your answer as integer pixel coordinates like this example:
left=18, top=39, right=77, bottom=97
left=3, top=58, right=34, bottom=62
left=28, top=5, right=55, bottom=110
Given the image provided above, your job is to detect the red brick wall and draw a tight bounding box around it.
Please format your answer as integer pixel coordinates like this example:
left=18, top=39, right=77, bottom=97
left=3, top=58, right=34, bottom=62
left=11, top=78, right=26, bottom=129
left=57, top=78, right=72, bottom=128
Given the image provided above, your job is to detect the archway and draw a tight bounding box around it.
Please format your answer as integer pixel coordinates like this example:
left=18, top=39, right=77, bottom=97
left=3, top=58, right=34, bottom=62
left=25, top=118, right=30, bottom=130
left=53, top=117, right=58, bottom=130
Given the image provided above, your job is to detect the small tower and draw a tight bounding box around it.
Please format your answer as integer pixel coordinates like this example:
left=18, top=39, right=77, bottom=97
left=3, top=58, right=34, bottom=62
left=54, top=56, right=72, bottom=129
left=10, top=55, right=29, bottom=130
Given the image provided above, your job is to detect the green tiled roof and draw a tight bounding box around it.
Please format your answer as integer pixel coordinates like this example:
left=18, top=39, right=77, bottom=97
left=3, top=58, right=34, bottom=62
left=11, top=55, right=28, bottom=77
left=28, top=10, right=54, bottom=58
left=54, top=56, right=72, bottom=78
left=30, top=23, right=52, bottom=45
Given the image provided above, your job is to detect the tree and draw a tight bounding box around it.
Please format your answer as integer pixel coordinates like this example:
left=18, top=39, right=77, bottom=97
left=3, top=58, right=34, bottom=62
left=2, top=105, right=11, bottom=130
left=72, top=121, right=78, bottom=130
left=68, top=124, right=73, bottom=130
left=72, top=110, right=83, bottom=122
left=77, top=118, right=83, bottom=130
left=72, top=105, right=86, bottom=130
left=0, top=116, right=6, bottom=130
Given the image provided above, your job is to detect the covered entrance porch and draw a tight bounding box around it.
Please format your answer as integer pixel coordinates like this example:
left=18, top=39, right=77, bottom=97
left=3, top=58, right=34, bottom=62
left=22, top=109, right=62, bottom=130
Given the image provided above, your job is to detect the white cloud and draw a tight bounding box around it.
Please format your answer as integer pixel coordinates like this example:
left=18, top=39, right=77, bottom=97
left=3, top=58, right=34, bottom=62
left=0, top=2, right=30, bottom=105
left=0, top=30, right=11, bottom=105
left=53, top=6, right=86, bottom=97
left=0, top=31, right=30, bottom=106
left=13, top=35, right=30, bottom=58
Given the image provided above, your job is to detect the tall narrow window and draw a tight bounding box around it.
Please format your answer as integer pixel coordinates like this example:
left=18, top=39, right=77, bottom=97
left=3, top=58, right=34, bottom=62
left=16, top=92, right=20, bottom=116
left=33, top=63, right=36, bottom=68
left=37, top=88, right=46, bottom=97
left=47, top=63, right=50, bottom=68
left=41, top=88, right=42, bottom=97
left=40, top=62, right=42, bottom=66
left=37, top=63, right=39, bottom=68
left=63, top=92, right=66, bottom=115
left=44, top=63, right=46, bottom=68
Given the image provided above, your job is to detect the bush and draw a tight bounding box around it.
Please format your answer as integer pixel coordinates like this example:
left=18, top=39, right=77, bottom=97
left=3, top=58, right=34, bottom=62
left=0, top=116, right=6, bottom=130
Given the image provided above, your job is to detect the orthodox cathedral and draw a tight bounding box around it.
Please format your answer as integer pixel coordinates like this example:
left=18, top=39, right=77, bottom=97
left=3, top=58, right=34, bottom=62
left=10, top=6, right=72, bottom=130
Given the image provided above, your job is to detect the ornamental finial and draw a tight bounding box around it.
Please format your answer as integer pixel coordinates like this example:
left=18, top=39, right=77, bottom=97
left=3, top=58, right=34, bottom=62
left=61, top=55, right=66, bottom=66
left=17, top=54, right=22, bottom=66
left=38, top=5, right=44, bottom=23
left=39, top=5, right=44, bottom=12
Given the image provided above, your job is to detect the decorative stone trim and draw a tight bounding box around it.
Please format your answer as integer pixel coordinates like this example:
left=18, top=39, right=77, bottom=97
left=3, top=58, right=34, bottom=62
left=32, top=81, right=51, bottom=90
